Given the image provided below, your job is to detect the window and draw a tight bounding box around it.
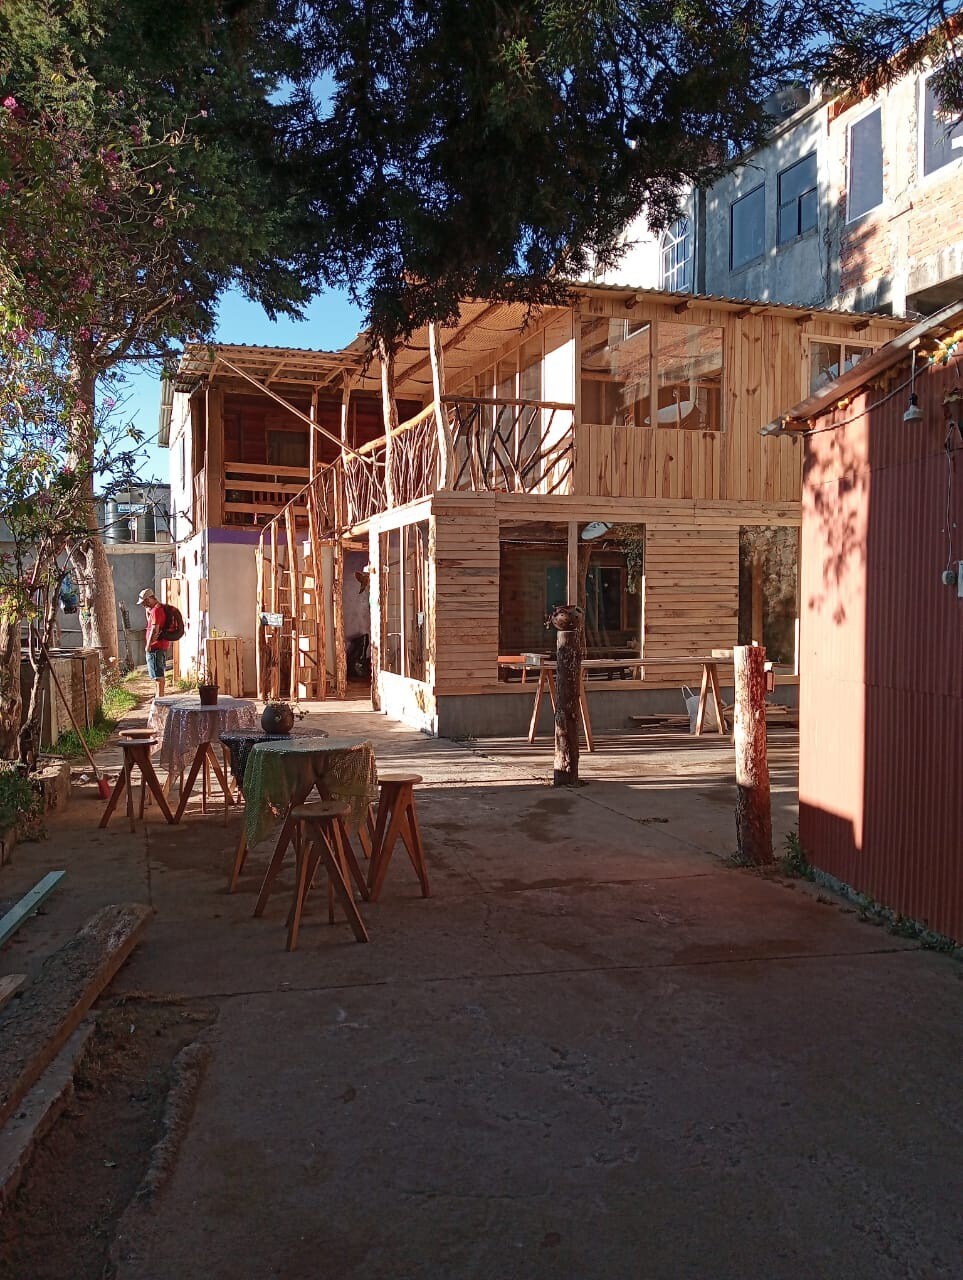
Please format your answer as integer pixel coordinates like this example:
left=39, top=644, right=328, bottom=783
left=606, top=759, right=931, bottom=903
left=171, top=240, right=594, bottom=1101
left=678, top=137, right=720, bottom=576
left=652, top=323, right=724, bottom=429
left=730, top=185, right=765, bottom=270
left=379, top=521, right=429, bottom=681
left=580, top=317, right=651, bottom=426
left=777, top=153, right=818, bottom=243
left=660, top=217, right=693, bottom=292
left=808, top=339, right=874, bottom=395
left=922, top=73, right=963, bottom=177
left=848, top=109, right=883, bottom=220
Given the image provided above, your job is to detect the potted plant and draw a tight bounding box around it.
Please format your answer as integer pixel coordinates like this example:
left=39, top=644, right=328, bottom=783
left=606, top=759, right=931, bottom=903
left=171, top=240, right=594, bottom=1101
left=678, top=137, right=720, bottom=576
left=198, top=666, right=219, bottom=706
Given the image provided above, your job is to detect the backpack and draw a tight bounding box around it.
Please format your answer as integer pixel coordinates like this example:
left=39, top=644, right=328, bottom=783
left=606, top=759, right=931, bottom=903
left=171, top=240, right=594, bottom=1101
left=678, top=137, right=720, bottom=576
left=160, top=603, right=185, bottom=642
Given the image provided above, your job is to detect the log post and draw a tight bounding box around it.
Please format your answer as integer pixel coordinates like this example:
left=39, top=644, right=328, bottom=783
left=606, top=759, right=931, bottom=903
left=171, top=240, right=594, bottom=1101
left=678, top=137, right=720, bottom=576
left=378, top=339, right=399, bottom=507
left=428, top=321, right=454, bottom=490
left=733, top=644, right=773, bottom=865
left=548, top=604, right=584, bottom=787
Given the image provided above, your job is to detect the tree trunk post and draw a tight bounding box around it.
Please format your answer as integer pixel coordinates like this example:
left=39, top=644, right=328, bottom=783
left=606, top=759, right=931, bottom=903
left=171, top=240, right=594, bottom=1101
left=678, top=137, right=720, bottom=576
left=428, top=321, right=454, bottom=489
left=733, top=644, right=773, bottom=865
left=0, top=615, right=23, bottom=761
left=378, top=339, right=400, bottom=507
left=549, top=604, right=584, bottom=787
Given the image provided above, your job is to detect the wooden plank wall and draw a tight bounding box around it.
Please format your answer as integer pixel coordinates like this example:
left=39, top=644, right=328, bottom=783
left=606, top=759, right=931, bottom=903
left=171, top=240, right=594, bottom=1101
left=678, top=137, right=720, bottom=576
left=642, top=527, right=739, bottom=686
left=426, top=491, right=796, bottom=695
left=431, top=493, right=500, bottom=692
left=571, top=297, right=896, bottom=504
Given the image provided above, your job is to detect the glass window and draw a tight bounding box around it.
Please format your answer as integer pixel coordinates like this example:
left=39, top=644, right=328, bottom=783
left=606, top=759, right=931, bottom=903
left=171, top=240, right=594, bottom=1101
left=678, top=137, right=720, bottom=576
left=652, top=323, right=724, bottom=430
left=577, top=523, right=644, bottom=656
left=660, top=216, right=693, bottom=292
left=922, top=73, right=963, bottom=177
left=580, top=317, right=651, bottom=426
left=379, top=521, right=429, bottom=680
left=730, top=185, right=765, bottom=270
left=848, top=108, right=883, bottom=220
left=777, top=153, right=818, bottom=243
left=808, top=339, right=873, bottom=394
left=519, top=335, right=542, bottom=402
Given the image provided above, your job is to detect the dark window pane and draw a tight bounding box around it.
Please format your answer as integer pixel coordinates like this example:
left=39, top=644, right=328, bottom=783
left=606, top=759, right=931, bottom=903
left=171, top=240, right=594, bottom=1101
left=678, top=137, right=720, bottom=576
left=777, top=153, right=817, bottom=243
left=799, top=187, right=818, bottom=233
left=730, top=185, right=765, bottom=270
left=848, top=109, right=883, bottom=219
left=923, top=75, right=963, bottom=176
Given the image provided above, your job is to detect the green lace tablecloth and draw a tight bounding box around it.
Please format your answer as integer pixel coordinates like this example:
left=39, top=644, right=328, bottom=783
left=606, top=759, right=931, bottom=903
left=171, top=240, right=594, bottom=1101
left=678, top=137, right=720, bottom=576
left=242, top=736, right=378, bottom=847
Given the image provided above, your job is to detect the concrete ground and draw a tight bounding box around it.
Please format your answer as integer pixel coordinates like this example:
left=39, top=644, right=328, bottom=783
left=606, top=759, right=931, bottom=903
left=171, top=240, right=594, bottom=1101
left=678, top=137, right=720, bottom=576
left=2, top=700, right=961, bottom=1279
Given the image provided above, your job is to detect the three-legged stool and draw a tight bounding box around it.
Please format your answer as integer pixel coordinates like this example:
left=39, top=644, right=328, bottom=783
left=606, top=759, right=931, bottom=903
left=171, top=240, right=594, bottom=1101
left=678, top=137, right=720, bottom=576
left=99, top=738, right=175, bottom=832
left=288, top=801, right=370, bottom=950
left=367, top=773, right=430, bottom=902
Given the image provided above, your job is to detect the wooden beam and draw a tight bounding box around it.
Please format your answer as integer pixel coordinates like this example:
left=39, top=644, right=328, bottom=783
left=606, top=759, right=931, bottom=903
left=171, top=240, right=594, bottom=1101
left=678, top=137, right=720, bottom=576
left=795, top=313, right=815, bottom=327
left=378, top=340, right=400, bottom=507
left=333, top=536, right=348, bottom=699
left=308, top=386, right=318, bottom=477
left=0, top=872, right=65, bottom=948
left=674, top=298, right=694, bottom=313
left=218, top=357, right=364, bottom=459
left=399, top=301, right=505, bottom=385
left=566, top=521, right=578, bottom=604
left=0, top=903, right=153, bottom=1130
left=428, top=321, right=454, bottom=490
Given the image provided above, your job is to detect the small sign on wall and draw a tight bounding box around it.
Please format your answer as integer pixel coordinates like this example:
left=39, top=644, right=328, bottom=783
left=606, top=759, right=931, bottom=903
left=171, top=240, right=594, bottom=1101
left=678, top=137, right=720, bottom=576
left=261, top=611, right=284, bottom=628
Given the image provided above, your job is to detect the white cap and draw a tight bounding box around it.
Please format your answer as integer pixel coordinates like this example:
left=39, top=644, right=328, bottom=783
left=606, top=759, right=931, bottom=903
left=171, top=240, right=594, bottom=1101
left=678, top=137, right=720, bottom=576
left=136, top=589, right=154, bottom=605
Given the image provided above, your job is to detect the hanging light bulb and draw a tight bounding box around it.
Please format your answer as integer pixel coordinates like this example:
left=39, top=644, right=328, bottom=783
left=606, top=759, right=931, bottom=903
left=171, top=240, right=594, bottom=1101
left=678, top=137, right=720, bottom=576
left=904, top=350, right=923, bottom=422
left=904, top=393, right=924, bottom=422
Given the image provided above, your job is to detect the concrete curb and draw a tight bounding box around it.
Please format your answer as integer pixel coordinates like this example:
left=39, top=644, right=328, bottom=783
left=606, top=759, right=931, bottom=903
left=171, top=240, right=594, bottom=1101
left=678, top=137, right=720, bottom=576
left=0, top=1019, right=96, bottom=1212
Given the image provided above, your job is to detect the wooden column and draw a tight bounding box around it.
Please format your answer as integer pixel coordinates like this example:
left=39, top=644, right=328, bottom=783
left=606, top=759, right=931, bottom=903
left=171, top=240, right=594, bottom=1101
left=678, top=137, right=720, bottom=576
left=750, top=554, right=764, bottom=644
left=308, top=387, right=319, bottom=477
left=378, top=339, right=400, bottom=507
left=284, top=506, right=300, bottom=701
left=566, top=522, right=579, bottom=607
left=306, top=486, right=328, bottom=700
left=733, top=644, right=773, bottom=865
left=205, top=385, right=224, bottom=528
left=549, top=604, right=584, bottom=787
left=332, top=538, right=347, bottom=700
left=428, top=321, right=454, bottom=490
left=255, top=537, right=264, bottom=699
left=369, top=529, right=382, bottom=712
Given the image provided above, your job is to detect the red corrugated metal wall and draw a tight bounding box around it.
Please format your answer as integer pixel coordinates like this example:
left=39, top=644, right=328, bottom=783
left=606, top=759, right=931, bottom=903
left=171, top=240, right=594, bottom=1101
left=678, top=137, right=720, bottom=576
left=799, top=354, right=963, bottom=940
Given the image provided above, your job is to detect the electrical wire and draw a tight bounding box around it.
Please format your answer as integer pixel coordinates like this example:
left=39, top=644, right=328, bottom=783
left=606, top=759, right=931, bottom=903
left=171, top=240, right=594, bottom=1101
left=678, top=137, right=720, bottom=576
left=801, top=346, right=963, bottom=437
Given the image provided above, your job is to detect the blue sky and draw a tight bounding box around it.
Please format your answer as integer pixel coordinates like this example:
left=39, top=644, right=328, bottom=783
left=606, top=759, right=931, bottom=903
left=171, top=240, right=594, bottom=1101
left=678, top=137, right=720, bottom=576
left=125, top=285, right=365, bottom=481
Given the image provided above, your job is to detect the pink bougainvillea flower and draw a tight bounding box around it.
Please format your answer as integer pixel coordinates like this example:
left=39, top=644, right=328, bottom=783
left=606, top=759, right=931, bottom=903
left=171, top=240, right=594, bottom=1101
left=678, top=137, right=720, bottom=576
left=2, top=96, right=17, bottom=110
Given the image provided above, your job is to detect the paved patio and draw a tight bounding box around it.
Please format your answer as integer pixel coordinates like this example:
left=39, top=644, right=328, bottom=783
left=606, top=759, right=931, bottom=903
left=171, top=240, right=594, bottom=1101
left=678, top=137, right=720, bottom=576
left=2, top=700, right=961, bottom=1278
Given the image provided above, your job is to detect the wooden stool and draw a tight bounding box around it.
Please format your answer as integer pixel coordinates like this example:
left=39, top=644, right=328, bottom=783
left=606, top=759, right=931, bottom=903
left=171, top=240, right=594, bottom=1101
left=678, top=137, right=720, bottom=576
left=367, top=773, right=430, bottom=903
left=99, top=739, right=174, bottom=832
left=287, top=801, right=369, bottom=950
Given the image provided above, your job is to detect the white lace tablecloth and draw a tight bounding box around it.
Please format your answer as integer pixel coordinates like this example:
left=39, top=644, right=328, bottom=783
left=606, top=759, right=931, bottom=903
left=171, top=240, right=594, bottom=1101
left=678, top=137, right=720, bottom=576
left=148, top=696, right=260, bottom=775
left=243, top=736, right=378, bottom=847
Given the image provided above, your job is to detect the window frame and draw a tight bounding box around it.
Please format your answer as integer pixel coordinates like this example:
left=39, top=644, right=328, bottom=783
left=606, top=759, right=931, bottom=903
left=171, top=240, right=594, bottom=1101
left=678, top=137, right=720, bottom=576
left=805, top=336, right=876, bottom=397
left=919, top=70, right=963, bottom=182
left=776, top=152, right=818, bottom=244
left=846, top=105, right=884, bottom=223
left=729, top=183, right=766, bottom=272
left=660, top=216, right=693, bottom=293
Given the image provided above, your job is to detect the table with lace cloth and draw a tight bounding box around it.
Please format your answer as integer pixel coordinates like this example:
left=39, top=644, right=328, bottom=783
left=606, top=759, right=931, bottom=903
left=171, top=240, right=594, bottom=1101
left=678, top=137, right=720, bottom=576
left=148, top=696, right=260, bottom=776
left=242, top=736, right=377, bottom=849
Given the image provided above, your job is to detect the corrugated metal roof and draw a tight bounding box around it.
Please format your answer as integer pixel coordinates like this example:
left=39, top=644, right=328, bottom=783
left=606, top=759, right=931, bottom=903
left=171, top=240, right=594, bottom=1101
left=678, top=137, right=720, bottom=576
left=173, top=342, right=365, bottom=392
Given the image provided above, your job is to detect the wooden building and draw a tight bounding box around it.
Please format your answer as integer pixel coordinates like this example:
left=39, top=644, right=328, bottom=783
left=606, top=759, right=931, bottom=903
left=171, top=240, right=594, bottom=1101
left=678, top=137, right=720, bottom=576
left=165, top=286, right=903, bottom=732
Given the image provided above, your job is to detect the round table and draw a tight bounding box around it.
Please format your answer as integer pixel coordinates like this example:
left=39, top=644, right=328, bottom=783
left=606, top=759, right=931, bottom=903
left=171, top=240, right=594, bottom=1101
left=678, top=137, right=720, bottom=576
left=239, top=736, right=378, bottom=915
left=219, top=729, right=328, bottom=795
left=148, top=696, right=259, bottom=821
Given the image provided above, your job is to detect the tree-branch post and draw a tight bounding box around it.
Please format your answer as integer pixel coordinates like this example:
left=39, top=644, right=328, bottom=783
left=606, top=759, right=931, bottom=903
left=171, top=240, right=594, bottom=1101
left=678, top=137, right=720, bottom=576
left=733, top=644, right=773, bottom=865
left=428, top=321, right=454, bottom=489
left=378, top=339, right=399, bottom=507
left=548, top=604, right=584, bottom=787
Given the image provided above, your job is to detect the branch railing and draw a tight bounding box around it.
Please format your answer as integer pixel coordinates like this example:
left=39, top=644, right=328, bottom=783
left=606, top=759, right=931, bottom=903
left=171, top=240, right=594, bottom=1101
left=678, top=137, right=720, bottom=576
left=443, top=396, right=575, bottom=495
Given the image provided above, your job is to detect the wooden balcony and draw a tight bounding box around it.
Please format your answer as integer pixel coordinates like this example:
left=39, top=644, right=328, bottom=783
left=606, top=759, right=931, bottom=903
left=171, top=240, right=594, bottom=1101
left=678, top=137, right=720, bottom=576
left=222, top=461, right=310, bottom=526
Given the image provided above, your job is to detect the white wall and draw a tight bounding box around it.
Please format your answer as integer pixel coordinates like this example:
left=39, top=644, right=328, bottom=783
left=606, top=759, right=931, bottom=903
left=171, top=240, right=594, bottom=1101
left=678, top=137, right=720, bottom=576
left=207, top=540, right=259, bottom=693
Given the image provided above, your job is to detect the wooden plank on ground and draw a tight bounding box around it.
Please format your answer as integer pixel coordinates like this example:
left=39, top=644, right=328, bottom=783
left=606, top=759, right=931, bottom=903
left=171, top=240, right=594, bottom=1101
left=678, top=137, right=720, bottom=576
left=0, top=975, right=26, bottom=1012
left=0, top=903, right=153, bottom=1129
left=0, top=873, right=66, bottom=949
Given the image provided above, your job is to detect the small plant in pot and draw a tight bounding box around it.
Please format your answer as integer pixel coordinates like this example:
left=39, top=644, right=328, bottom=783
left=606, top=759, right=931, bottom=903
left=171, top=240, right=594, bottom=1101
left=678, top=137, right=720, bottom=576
left=198, top=666, right=219, bottom=706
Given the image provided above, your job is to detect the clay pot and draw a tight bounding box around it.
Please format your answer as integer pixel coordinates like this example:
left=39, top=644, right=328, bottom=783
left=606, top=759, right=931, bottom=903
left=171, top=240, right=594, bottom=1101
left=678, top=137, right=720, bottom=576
left=198, top=684, right=219, bottom=706
left=261, top=702, right=295, bottom=734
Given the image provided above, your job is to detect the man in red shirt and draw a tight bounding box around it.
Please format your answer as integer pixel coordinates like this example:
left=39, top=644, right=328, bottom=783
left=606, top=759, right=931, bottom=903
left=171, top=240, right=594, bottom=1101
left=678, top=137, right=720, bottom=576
left=137, top=588, right=170, bottom=699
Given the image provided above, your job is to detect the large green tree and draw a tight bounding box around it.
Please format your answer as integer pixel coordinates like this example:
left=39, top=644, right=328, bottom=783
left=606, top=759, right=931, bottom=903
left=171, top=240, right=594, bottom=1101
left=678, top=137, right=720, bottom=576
left=0, top=0, right=316, bottom=668
left=295, top=0, right=963, bottom=344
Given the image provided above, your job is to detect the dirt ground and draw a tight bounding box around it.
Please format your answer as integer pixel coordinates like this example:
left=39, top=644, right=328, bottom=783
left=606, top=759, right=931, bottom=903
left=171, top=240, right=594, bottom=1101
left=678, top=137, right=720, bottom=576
left=0, top=996, right=216, bottom=1280
left=0, top=697, right=960, bottom=1279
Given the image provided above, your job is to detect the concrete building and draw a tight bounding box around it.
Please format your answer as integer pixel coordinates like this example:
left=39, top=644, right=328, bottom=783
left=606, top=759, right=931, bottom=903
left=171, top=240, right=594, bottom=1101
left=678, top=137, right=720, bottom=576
left=605, top=63, right=963, bottom=332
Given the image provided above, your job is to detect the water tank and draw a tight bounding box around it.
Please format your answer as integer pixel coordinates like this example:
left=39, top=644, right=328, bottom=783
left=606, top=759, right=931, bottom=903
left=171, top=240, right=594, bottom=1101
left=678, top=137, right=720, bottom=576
left=762, top=83, right=810, bottom=124
left=133, top=506, right=155, bottom=543
left=103, top=498, right=131, bottom=544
